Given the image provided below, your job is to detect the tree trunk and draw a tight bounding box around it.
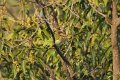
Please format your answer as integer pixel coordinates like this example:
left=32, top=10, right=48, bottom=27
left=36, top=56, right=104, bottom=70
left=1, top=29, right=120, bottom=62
left=111, top=24, right=120, bottom=80
left=111, top=1, right=120, bottom=80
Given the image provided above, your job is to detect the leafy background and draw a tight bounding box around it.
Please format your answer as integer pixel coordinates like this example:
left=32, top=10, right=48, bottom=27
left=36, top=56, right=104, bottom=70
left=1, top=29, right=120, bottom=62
left=0, top=0, right=119, bottom=80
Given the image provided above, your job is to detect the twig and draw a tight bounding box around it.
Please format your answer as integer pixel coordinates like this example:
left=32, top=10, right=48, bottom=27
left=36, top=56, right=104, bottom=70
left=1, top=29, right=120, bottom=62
left=12, top=26, right=39, bottom=48
left=89, top=2, right=106, bottom=17
left=69, top=9, right=80, bottom=18
left=5, top=6, right=19, bottom=20
left=89, top=1, right=112, bottom=26
left=35, top=59, right=56, bottom=80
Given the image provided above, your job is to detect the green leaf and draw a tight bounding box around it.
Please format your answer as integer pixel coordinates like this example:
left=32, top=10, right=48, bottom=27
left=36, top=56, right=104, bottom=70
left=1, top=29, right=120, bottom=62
left=22, top=60, right=26, bottom=74
left=103, top=0, right=108, bottom=6
left=5, top=33, right=14, bottom=41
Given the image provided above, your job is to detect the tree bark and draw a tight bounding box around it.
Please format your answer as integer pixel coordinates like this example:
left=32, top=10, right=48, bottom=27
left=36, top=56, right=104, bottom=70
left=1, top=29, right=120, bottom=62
left=111, top=24, right=120, bottom=80
left=111, top=1, right=120, bottom=80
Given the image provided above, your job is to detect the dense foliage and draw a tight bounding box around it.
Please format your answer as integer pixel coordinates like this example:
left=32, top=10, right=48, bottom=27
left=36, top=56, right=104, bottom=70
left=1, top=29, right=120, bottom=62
left=0, top=0, right=120, bottom=80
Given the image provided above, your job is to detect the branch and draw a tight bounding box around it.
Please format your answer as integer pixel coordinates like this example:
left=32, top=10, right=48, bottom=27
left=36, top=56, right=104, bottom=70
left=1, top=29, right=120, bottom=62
left=5, top=6, right=19, bottom=20
left=89, top=2, right=106, bottom=17
left=115, top=17, right=120, bottom=27
left=53, top=44, right=70, bottom=65
left=35, top=2, right=78, bottom=79
left=0, top=1, right=18, bottom=20
left=89, top=2, right=112, bottom=26
left=35, top=0, right=70, bottom=65
left=50, top=6, right=60, bottom=30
